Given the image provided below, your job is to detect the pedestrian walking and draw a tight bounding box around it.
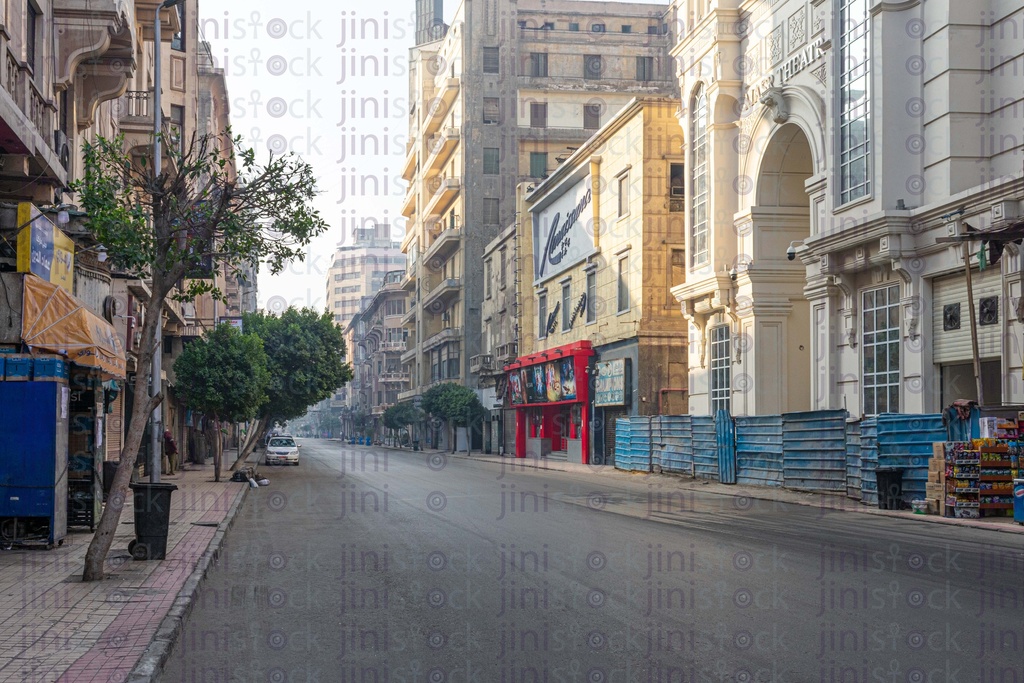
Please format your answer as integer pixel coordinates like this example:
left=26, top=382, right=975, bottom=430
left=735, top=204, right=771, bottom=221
left=163, top=430, right=179, bottom=475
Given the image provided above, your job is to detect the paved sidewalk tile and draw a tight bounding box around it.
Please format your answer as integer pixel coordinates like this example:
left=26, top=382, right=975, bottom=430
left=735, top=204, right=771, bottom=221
left=0, top=456, right=247, bottom=683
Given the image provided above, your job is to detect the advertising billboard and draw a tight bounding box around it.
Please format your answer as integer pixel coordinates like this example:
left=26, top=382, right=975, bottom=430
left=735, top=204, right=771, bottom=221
left=532, top=176, right=597, bottom=284
left=16, top=203, right=74, bottom=294
left=594, top=359, right=630, bottom=407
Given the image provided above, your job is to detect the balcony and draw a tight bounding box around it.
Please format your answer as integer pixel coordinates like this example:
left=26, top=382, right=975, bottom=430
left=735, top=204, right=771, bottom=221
left=423, top=175, right=460, bottom=219
left=372, top=403, right=392, bottom=416
left=398, top=387, right=420, bottom=401
left=401, top=304, right=418, bottom=326
left=115, top=90, right=181, bottom=170
left=380, top=371, right=410, bottom=384
left=494, top=341, right=518, bottom=364
left=470, top=354, right=495, bottom=374
left=401, top=137, right=417, bottom=181
left=422, top=277, right=461, bottom=312
left=422, top=326, right=461, bottom=351
left=379, top=340, right=407, bottom=353
left=400, top=185, right=416, bottom=218
left=423, top=227, right=461, bottom=264
left=400, top=346, right=419, bottom=364
left=400, top=267, right=417, bottom=292
left=422, top=126, right=460, bottom=175
left=421, top=77, right=460, bottom=139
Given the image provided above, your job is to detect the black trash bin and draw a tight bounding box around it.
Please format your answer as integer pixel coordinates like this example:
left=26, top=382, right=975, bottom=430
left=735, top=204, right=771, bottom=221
left=875, top=468, right=905, bottom=510
left=413, top=440, right=421, bottom=452
left=128, top=482, right=178, bottom=561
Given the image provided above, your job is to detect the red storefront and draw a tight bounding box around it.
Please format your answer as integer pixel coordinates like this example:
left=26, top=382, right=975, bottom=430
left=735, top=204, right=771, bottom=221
left=505, top=341, right=595, bottom=463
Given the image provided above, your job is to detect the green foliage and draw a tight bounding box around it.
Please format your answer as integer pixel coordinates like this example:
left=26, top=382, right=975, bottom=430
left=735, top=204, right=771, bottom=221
left=243, top=308, right=353, bottom=422
left=383, top=401, right=423, bottom=431
left=71, top=132, right=327, bottom=302
left=172, top=324, right=270, bottom=422
left=421, top=383, right=485, bottom=426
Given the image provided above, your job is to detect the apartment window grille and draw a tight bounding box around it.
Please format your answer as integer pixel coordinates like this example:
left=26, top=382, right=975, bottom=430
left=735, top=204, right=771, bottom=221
left=690, top=86, right=709, bottom=266
left=838, top=0, right=871, bottom=204
left=483, top=47, right=500, bottom=74
left=530, top=152, right=548, bottom=178
left=483, top=147, right=500, bottom=174
left=530, top=102, right=548, bottom=128
left=710, top=325, right=731, bottom=415
left=862, top=284, right=901, bottom=415
left=528, top=52, right=548, bottom=77
left=586, top=270, right=597, bottom=323
left=483, top=97, right=500, bottom=124
left=636, top=56, right=655, bottom=82
left=584, top=55, right=602, bottom=79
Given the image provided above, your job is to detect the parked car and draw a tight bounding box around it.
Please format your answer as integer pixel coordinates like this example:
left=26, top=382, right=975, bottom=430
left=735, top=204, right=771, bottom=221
left=265, top=435, right=300, bottom=466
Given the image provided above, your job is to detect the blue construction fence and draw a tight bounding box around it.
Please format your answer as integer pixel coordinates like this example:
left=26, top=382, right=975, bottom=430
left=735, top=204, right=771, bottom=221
left=614, top=411, right=946, bottom=504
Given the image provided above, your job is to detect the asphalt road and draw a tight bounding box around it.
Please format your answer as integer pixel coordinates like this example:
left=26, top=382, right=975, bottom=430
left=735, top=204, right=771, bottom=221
left=161, top=439, right=1024, bottom=683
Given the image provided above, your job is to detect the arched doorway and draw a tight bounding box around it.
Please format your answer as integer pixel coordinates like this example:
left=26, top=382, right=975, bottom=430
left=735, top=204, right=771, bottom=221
left=733, top=123, right=814, bottom=415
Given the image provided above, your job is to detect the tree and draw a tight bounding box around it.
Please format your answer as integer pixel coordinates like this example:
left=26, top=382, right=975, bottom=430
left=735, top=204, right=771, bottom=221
left=383, top=401, right=424, bottom=447
left=173, top=324, right=270, bottom=482
left=234, top=308, right=353, bottom=463
left=74, top=132, right=326, bottom=581
left=421, top=383, right=486, bottom=453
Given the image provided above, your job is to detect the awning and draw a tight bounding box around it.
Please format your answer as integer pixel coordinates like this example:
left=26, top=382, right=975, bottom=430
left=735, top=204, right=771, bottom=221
left=21, top=273, right=127, bottom=379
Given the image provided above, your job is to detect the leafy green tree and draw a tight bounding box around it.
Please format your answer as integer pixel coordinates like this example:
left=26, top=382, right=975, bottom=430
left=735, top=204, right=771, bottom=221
left=383, top=401, right=424, bottom=447
left=234, top=308, right=353, bottom=462
left=173, top=324, right=270, bottom=481
left=75, top=132, right=326, bottom=581
left=421, top=383, right=486, bottom=452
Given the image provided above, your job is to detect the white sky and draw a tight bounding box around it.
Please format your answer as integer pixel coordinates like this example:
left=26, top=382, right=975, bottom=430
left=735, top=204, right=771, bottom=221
left=198, top=0, right=662, bottom=315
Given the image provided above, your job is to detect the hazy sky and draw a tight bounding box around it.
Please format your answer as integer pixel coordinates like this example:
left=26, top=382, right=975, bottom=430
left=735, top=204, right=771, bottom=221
left=198, top=0, right=662, bottom=316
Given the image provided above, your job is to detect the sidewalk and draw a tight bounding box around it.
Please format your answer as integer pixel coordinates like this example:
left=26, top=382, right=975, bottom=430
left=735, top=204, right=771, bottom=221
left=378, top=442, right=1024, bottom=535
left=0, top=449, right=253, bottom=683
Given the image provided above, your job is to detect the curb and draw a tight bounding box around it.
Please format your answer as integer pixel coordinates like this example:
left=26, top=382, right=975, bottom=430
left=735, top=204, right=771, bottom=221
left=381, top=444, right=1024, bottom=535
left=126, top=474, right=251, bottom=683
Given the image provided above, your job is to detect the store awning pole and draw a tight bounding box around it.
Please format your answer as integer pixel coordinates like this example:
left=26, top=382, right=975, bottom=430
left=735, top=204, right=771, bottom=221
left=962, top=240, right=984, bottom=405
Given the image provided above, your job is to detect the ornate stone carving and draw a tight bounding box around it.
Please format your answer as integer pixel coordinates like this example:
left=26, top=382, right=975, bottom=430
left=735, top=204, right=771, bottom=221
left=759, top=87, right=789, bottom=123
left=811, top=64, right=827, bottom=86
left=789, top=8, right=807, bottom=51
left=769, top=26, right=783, bottom=65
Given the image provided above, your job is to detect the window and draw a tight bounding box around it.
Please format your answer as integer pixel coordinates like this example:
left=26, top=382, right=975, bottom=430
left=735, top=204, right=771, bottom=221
left=591, top=23, right=606, bottom=32
left=838, top=0, right=871, bottom=204
left=636, top=56, right=655, bottom=81
left=528, top=52, right=548, bottom=77
left=170, top=105, right=185, bottom=154
left=537, top=291, right=548, bottom=339
left=617, top=255, right=630, bottom=313
left=670, top=163, right=685, bottom=197
left=569, top=22, right=579, bottom=31
left=384, top=299, right=406, bottom=316
left=485, top=260, right=492, bottom=299
left=530, top=152, right=548, bottom=178
left=584, top=103, right=601, bottom=130
left=584, top=55, right=602, bottom=79
left=499, top=247, right=507, bottom=288
left=172, top=2, right=186, bottom=51
left=26, top=3, right=39, bottom=74
left=483, top=97, right=500, bottom=124
left=530, top=102, right=547, bottom=128
left=647, top=25, right=661, bottom=35
left=710, top=325, right=731, bottom=415
left=483, top=47, right=500, bottom=74
left=483, top=198, right=499, bottom=225
left=483, top=147, right=500, bottom=174
left=691, top=86, right=709, bottom=266
left=561, top=281, right=572, bottom=331
left=617, top=173, right=629, bottom=217
left=862, top=284, right=901, bottom=415
left=586, top=270, right=597, bottom=323
left=542, top=22, right=554, bottom=30
left=621, top=25, right=632, bottom=33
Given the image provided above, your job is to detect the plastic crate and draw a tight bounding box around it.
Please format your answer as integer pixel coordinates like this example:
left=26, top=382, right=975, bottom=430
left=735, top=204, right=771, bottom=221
left=33, top=357, right=68, bottom=381
left=4, top=355, right=32, bottom=381
left=0, top=356, right=4, bottom=380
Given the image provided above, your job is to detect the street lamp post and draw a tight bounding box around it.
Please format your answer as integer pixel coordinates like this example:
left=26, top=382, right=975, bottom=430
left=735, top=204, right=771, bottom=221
left=150, top=0, right=185, bottom=483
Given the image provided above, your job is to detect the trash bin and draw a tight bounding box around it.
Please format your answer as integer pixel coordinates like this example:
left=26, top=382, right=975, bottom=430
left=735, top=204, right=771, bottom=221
left=1014, top=479, right=1024, bottom=525
left=875, top=468, right=905, bottom=510
left=128, top=482, right=178, bottom=561
left=413, top=440, right=421, bottom=452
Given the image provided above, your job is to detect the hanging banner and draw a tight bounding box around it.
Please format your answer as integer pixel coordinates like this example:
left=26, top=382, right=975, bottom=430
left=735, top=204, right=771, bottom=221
left=16, top=203, right=74, bottom=294
left=594, top=359, right=630, bottom=407
left=532, top=176, right=596, bottom=284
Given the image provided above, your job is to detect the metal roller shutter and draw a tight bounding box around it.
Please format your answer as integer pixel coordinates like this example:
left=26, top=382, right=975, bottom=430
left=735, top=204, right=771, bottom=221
left=931, top=269, right=1002, bottom=364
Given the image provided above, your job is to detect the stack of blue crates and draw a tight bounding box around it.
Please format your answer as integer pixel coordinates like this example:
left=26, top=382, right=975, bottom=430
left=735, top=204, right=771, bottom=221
left=33, top=356, right=69, bottom=381
left=0, top=353, right=69, bottom=382
left=4, top=354, right=32, bottom=381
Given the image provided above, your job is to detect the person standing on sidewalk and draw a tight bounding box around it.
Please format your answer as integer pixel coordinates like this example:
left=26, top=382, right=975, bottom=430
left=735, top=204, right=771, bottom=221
left=163, top=430, right=179, bottom=475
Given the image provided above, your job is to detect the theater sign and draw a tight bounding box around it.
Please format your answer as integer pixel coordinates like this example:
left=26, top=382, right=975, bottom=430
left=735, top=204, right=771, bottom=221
left=532, top=176, right=596, bottom=284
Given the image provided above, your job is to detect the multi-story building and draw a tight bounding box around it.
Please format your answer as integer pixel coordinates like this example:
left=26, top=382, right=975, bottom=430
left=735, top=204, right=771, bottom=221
left=669, top=0, right=1024, bottom=418
left=399, top=0, right=679, bottom=421
left=500, top=97, right=688, bottom=464
left=326, top=223, right=406, bottom=328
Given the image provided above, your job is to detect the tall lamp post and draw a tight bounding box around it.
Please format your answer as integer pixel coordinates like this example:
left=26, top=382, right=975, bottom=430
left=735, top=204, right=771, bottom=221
left=150, top=0, right=185, bottom=483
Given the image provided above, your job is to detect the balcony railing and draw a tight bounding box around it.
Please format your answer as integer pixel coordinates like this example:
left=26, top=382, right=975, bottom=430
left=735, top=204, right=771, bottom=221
left=422, top=277, right=461, bottom=311
left=379, top=340, right=407, bottom=352
left=380, top=371, right=410, bottom=383
left=469, top=354, right=495, bottom=374
left=422, top=326, right=461, bottom=351
left=494, top=341, right=518, bottom=362
left=120, top=90, right=152, bottom=119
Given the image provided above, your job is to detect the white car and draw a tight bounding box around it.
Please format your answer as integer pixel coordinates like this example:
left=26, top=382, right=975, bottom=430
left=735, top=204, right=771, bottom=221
left=265, top=435, right=300, bottom=466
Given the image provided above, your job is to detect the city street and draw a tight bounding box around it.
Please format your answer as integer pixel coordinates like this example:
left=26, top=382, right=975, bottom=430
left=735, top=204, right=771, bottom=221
left=161, top=439, right=1024, bottom=682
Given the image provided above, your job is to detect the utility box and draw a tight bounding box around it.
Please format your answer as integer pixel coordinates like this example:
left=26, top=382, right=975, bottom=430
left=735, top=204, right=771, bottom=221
left=0, top=381, right=69, bottom=546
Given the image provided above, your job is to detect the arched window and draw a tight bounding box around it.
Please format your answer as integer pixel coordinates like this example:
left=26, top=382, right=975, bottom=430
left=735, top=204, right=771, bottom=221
left=690, top=86, right=709, bottom=267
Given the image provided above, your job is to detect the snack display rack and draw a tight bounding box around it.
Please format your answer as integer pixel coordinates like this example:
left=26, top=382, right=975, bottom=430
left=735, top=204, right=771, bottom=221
left=943, top=418, right=1021, bottom=519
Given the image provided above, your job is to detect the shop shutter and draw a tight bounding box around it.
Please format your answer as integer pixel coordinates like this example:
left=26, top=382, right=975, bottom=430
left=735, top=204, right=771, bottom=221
left=602, top=407, right=627, bottom=466
left=931, top=269, right=1002, bottom=364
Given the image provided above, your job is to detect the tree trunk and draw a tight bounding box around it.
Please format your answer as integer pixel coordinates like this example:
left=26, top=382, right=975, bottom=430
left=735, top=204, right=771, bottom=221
left=82, top=289, right=166, bottom=582
left=231, top=414, right=268, bottom=471
left=212, top=416, right=222, bottom=483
